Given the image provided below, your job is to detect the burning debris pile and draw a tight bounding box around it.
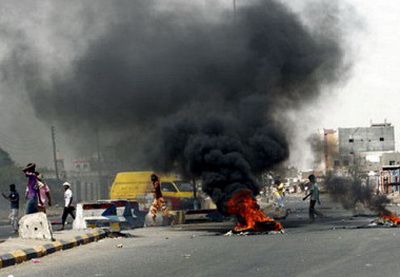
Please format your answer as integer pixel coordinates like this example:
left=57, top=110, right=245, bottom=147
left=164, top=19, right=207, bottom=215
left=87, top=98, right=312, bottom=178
left=227, top=190, right=283, bottom=233
left=371, top=214, right=400, bottom=227
left=325, top=175, right=400, bottom=226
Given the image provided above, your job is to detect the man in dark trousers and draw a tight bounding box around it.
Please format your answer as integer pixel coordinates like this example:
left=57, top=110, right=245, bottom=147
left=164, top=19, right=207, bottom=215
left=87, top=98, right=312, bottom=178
left=59, top=182, right=75, bottom=231
left=303, top=174, right=323, bottom=222
left=2, top=184, right=19, bottom=233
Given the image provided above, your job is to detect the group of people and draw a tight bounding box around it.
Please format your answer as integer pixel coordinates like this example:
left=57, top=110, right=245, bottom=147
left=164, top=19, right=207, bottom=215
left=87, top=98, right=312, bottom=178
left=2, top=163, right=76, bottom=233
left=1, top=165, right=323, bottom=232
left=2, top=168, right=172, bottom=233
left=272, top=174, right=323, bottom=223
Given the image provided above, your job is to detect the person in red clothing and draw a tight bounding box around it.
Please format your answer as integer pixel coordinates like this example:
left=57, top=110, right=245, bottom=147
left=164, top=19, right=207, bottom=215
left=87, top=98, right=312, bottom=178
left=149, top=174, right=171, bottom=225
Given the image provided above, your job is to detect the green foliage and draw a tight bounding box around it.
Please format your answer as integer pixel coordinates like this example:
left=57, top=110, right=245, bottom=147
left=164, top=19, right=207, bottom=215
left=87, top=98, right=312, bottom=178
left=0, top=147, right=25, bottom=194
left=0, top=148, right=13, bottom=168
left=0, top=165, right=26, bottom=196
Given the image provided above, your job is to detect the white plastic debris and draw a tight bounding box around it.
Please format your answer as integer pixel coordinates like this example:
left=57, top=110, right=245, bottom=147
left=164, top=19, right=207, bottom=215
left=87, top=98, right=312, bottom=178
left=224, top=230, right=233, bottom=236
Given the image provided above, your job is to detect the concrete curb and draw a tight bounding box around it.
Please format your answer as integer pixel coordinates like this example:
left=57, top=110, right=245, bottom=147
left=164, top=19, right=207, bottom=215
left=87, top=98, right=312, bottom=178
left=0, top=229, right=109, bottom=269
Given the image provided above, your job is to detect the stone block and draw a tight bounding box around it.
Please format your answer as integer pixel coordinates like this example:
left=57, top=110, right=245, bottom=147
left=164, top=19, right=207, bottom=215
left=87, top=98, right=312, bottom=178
left=18, top=212, right=54, bottom=240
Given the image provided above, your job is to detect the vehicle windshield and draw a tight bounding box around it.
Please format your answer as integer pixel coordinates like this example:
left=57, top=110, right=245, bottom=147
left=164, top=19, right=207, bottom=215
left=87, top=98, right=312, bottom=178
left=174, top=181, right=193, bottom=192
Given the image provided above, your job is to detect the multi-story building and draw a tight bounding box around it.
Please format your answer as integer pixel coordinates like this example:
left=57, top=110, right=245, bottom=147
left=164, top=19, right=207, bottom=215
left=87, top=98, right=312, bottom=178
left=339, top=121, right=394, bottom=156
left=338, top=122, right=395, bottom=174
left=321, top=122, right=395, bottom=176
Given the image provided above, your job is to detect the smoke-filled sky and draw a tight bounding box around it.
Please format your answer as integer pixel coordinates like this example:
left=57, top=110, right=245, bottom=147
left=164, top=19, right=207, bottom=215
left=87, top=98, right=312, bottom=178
left=0, top=0, right=395, bottom=171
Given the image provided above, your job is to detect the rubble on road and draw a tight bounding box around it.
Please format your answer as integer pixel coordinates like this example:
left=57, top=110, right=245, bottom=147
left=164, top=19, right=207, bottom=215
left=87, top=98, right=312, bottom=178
left=223, top=229, right=285, bottom=236
left=369, top=217, right=399, bottom=227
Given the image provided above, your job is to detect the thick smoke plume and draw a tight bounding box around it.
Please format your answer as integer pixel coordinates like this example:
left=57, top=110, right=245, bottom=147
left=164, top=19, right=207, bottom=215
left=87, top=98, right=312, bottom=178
left=325, top=175, right=390, bottom=214
left=147, top=1, right=347, bottom=213
left=1, top=0, right=348, bottom=212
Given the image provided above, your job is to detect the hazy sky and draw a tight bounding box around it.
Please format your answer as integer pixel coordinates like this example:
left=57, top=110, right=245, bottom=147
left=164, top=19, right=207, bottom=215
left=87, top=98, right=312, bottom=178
left=318, top=1, right=400, bottom=131
left=298, top=1, right=400, bottom=168
left=0, top=0, right=398, bottom=171
left=280, top=0, right=400, bottom=167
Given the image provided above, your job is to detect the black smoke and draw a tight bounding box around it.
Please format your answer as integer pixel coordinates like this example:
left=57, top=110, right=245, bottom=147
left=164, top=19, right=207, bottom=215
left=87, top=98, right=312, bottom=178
left=325, top=175, right=390, bottom=214
left=2, top=0, right=349, bottom=213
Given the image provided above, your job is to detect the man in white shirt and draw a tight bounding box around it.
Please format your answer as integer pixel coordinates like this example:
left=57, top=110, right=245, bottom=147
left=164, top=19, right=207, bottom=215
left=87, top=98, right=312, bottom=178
left=59, top=182, right=75, bottom=231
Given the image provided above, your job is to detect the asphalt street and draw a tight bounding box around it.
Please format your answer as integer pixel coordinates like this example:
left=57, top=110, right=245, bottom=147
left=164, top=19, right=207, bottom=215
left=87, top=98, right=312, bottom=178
left=3, top=195, right=400, bottom=277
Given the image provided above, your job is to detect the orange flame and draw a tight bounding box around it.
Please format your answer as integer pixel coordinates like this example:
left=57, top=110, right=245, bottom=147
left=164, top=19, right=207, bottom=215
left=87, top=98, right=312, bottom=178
left=227, top=190, right=283, bottom=232
left=381, top=214, right=400, bottom=225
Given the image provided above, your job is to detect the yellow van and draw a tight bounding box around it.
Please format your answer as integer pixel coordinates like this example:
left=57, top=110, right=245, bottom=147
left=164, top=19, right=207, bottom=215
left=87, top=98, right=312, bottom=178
left=109, top=171, right=199, bottom=210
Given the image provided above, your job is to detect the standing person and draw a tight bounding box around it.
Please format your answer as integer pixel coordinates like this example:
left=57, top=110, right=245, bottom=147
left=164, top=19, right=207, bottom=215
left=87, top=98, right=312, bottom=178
left=2, top=184, right=19, bottom=233
left=303, top=174, right=323, bottom=222
left=22, top=163, right=39, bottom=214
left=149, top=174, right=171, bottom=225
left=277, top=180, right=285, bottom=197
left=59, top=182, right=75, bottom=231
left=272, top=182, right=284, bottom=209
left=274, top=180, right=285, bottom=208
left=37, top=174, right=52, bottom=213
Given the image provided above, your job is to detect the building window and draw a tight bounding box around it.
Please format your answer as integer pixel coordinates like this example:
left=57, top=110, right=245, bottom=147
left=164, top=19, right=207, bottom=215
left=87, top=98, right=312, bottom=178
left=334, top=160, right=340, bottom=167
left=380, top=137, right=384, bottom=141
left=390, top=160, right=396, bottom=165
left=349, top=139, right=354, bottom=143
left=343, top=160, right=349, bottom=166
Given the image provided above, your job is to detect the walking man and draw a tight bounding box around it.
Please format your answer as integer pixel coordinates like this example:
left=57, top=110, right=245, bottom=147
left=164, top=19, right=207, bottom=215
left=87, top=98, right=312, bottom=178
left=59, top=182, right=75, bottom=231
left=2, top=184, right=19, bottom=233
left=149, top=174, right=171, bottom=225
left=22, top=163, right=39, bottom=214
left=303, top=174, right=323, bottom=222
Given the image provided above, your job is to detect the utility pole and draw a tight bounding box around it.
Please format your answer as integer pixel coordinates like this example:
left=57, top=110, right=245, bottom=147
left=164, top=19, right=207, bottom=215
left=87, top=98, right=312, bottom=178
left=51, top=126, right=60, bottom=180
left=96, top=128, right=102, bottom=200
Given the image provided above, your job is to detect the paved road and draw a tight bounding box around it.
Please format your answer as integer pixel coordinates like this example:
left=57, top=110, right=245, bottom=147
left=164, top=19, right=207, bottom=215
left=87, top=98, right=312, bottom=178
left=3, top=196, right=399, bottom=277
